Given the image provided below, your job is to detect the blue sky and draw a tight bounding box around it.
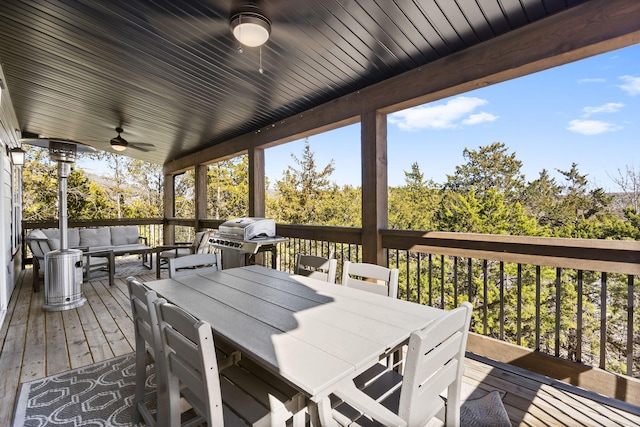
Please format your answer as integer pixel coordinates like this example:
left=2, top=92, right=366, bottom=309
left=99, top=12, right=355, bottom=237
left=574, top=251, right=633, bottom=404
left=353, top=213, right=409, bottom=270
left=265, top=43, right=639, bottom=192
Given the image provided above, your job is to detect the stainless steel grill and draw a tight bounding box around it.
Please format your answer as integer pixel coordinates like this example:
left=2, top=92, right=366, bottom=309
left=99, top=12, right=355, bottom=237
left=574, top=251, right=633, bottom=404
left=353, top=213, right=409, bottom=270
left=209, top=218, right=287, bottom=269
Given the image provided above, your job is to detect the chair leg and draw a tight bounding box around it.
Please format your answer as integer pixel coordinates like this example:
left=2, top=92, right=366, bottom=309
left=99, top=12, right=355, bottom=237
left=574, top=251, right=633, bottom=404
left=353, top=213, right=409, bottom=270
left=33, top=260, right=40, bottom=293
left=133, top=342, right=147, bottom=425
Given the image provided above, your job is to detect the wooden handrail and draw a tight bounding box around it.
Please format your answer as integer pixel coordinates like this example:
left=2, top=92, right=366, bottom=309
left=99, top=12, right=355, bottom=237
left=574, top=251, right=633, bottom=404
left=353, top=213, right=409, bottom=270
left=381, top=229, right=640, bottom=276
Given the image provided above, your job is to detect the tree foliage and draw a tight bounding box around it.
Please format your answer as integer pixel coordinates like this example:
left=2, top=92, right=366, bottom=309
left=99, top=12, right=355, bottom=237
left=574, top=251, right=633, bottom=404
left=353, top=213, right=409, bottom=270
left=266, top=140, right=360, bottom=226
left=207, top=156, right=249, bottom=219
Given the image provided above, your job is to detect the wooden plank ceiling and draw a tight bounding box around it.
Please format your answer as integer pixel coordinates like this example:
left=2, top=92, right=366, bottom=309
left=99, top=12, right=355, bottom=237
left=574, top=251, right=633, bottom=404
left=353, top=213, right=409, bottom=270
left=0, top=0, right=585, bottom=165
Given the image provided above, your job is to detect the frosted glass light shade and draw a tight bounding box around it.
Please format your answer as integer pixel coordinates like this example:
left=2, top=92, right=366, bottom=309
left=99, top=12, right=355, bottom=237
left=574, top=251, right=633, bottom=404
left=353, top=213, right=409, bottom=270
left=231, top=12, right=271, bottom=47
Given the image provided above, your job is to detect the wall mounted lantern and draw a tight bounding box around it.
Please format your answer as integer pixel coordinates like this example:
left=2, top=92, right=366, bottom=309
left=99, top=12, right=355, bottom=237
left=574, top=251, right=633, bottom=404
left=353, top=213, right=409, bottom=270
left=9, top=146, right=26, bottom=166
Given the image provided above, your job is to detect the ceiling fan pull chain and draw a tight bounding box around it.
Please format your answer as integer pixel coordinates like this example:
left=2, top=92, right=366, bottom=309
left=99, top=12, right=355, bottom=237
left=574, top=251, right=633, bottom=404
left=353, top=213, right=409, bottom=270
left=259, top=46, right=264, bottom=74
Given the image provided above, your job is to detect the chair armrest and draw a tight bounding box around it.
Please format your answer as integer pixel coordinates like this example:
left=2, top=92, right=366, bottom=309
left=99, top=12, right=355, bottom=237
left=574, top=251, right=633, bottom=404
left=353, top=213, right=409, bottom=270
left=137, top=236, right=148, bottom=245
left=332, top=380, right=406, bottom=427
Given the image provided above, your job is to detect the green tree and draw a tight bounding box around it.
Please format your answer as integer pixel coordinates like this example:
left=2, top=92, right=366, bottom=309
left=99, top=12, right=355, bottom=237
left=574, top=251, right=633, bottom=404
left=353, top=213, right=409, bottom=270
left=435, top=188, right=538, bottom=235
left=174, top=170, right=195, bottom=218
left=122, top=159, right=164, bottom=218
left=208, top=155, right=249, bottom=219
left=389, top=162, right=441, bottom=230
left=22, top=147, right=59, bottom=220
left=551, top=163, right=613, bottom=237
left=268, top=141, right=345, bottom=225
left=22, top=147, right=113, bottom=220
left=521, top=169, right=560, bottom=233
left=444, top=142, right=525, bottom=203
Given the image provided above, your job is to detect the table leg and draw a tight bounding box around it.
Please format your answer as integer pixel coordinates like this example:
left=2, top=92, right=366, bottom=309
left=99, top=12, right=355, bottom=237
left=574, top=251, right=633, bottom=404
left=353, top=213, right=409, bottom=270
left=107, top=251, right=115, bottom=286
left=156, top=250, right=162, bottom=279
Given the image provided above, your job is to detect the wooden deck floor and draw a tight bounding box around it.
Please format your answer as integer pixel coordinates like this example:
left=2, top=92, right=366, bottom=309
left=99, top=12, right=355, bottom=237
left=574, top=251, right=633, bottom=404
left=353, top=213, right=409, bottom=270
left=1, top=263, right=639, bottom=426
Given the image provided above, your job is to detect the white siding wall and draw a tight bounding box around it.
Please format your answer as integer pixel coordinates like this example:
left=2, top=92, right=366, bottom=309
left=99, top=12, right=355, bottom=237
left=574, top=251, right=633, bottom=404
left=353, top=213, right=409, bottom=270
left=1, top=155, right=12, bottom=328
left=0, top=64, right=22, bottom=330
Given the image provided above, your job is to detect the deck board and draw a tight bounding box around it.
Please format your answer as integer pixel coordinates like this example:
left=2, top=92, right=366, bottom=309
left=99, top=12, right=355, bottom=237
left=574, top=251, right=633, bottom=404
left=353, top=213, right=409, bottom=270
left=1, top=263, right=640, bottom=426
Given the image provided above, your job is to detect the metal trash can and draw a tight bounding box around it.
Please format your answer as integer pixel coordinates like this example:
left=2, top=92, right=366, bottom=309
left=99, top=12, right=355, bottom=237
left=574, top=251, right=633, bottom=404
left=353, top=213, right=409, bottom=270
left=43, top=248, right=86, bottom=311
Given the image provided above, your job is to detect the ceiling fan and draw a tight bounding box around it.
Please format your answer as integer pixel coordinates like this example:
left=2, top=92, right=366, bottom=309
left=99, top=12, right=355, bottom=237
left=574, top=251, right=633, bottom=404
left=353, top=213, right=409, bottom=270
left=148, top=2, right=271, bottom=47
left=110, top=127, right=155, bottom=152
left=145, top=2, right=308, bottom=73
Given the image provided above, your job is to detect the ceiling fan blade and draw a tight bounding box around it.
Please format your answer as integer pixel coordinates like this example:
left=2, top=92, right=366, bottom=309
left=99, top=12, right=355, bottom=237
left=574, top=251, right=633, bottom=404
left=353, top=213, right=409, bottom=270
left=130, top=142, right=155, bottom=152
left=148, top=15, right=228, bottom=45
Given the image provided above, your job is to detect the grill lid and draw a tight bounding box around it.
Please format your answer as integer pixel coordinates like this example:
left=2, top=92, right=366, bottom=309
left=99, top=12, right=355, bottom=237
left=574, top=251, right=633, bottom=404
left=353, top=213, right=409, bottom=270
left=218, top=217, right=276, bottom=241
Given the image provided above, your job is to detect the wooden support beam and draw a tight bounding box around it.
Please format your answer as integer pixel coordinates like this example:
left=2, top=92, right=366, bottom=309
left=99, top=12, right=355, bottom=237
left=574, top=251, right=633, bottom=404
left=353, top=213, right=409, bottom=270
left=194, top=164, right=207, bottom=230
left=163, top=174, right=175, bottom=244
left=361, top=111, right=387, bottom=265
left=248, top=146, right=265, bottom=218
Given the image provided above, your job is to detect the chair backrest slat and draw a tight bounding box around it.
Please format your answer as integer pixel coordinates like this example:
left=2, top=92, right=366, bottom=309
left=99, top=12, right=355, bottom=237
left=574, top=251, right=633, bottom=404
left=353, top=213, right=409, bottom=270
left=342, top=261, right=399, bottom=299
left=128, top=278, right=160, bottom=357
left=295, top=254, right=337, bottom=283
left=193, top=231, right=212, bottom=253
left=169, top=253, right=219, bottom=278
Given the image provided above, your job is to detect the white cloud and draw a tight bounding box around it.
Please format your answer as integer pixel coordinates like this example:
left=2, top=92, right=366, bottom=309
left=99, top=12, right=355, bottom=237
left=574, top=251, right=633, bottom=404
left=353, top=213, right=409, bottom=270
left=619, top=75, right=640, bottom=95
left=462, top=112, right=499, bottom=125
left=582, top=102, right=624, bottom=117
left=578, top=78, right=606, bottom=84
left=566, top=119, right=620, bottom=135
left=389, top=96, right=496, bottom=131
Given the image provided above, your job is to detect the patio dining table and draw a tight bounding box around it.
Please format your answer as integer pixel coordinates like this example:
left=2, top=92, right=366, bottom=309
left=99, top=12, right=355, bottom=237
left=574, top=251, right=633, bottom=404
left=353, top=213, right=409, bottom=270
left=143, top=264, right=445, bottom=426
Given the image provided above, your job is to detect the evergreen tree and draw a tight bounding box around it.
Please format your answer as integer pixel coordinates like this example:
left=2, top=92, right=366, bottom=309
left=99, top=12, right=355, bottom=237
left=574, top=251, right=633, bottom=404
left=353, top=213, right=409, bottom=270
left=389, top=162, right=440, bottom=230
left=207, top=156, right=249, bottom=219
left=268, top=140, right=340, bottom=225
left=444, top=142, right=525, bottom=203
left=123, top=159, right=164, bottom=217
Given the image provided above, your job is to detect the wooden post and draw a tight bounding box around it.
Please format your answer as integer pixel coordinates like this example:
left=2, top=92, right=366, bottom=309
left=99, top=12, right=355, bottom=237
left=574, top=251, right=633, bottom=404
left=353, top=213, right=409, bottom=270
left=249, top=146, right=266, bottom=265
left=248, top=146, right=265, bottom=218
left=194, top=163, right=207, bottom=231
left=163, top=173, right=175, bottom=244
left=361, top=111, right=387, bottom=266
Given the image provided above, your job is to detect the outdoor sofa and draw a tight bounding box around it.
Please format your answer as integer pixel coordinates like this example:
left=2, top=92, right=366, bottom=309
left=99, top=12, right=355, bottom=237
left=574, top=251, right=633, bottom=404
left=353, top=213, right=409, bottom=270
left=26, top=225, right=152, bottom=291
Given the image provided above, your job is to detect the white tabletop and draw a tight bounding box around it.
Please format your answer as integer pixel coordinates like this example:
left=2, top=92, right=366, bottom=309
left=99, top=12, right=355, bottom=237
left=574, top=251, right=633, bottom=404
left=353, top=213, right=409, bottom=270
left=144, top=265, right=444, bottom=402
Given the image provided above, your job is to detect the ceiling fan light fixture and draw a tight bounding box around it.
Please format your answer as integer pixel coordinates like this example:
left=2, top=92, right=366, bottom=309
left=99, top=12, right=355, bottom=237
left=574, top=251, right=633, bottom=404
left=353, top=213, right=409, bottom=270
left=111, top=141, right=127, bottom=151
left=230, top=11, right=271, bottom=47
left=110, top=127, right=128, bottom=151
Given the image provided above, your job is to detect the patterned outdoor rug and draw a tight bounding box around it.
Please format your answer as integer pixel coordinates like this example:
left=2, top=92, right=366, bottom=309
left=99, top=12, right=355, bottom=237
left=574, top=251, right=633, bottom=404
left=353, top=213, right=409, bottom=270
left=12, top=353, right=149, bottom=427
left=14, top=352, right=511, bottom=426
left=459, top=390, right=511, bottom=427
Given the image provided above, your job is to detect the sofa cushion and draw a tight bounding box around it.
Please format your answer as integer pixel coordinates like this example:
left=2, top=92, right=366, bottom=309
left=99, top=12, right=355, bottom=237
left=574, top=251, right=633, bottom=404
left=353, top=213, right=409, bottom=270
left=79, top=228, right=112, bottom=248
left=40, top=228, right=81, bottom=250
left=110, top=226, right=140, bottom=245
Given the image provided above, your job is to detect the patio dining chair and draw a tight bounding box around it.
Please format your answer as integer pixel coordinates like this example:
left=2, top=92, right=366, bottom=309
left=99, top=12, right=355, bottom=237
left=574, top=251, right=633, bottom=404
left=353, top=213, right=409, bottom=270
left=329, top=302, right=473, bottom=427
left=127, top=277, right=243, bottom=426
left=295, top=253, right=338, bottom=283
left=341, top=261, right=399, bottom=299
left=155, top=230, right=212, bottom=278
left=126, top=277, right=164, bottom=426
left=153, top=298, right=306, bottom=426
left=342, top=261, right=400, bottom=369
left=168, top=253, right=219, bottom=278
